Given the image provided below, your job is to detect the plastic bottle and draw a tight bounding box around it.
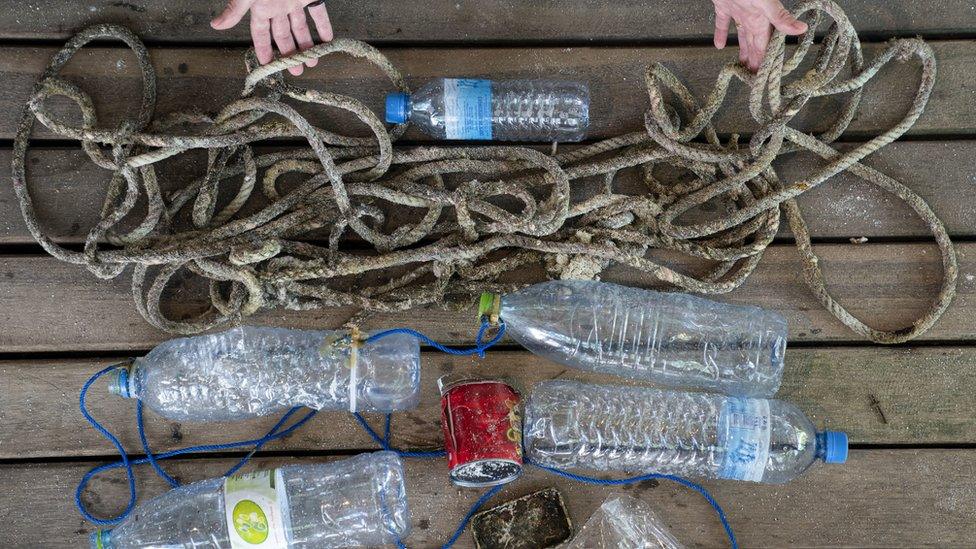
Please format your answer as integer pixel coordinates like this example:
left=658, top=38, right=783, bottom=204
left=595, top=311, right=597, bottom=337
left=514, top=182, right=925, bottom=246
left=565, top=494, right=684, bottom=549
left=524, top=380, right=847, bottom=484
left=89, top=451, right=410, bottom=549
left=385, top=78, right=589, bottom=141
left=493, top=280, right=787, bottom=397
left=108, top=326, right=420, bottom=421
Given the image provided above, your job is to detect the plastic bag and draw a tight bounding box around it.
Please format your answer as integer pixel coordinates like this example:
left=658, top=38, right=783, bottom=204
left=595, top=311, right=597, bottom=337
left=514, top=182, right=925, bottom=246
left=563, top=494, right=684, bottom=549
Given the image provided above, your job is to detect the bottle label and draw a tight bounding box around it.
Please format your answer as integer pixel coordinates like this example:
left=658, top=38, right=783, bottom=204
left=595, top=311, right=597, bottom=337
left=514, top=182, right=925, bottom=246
left=224, top=469, right=288, bottom=548
left=718, top=398, right=771, bottom=482
left=444, top=78, right=492, bottom=140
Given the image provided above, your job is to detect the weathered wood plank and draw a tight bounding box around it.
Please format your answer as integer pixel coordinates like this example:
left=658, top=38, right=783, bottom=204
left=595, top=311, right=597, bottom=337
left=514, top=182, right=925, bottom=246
left=4, top=1, right=975, bottom=43
left=3, top=140, right=975, bottom=245
left=0, top=242, right=972, bottom=352
left=1, top=450, right=973, bottom=547
left=2, top=346, right=974, bottom=460
left=2, top=41, right=973, bottom=141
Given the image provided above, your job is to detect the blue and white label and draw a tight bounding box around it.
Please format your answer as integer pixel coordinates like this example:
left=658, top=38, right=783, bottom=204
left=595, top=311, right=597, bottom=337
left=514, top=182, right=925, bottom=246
left=444, top=78, right=492, bottom=140
left=718, top=398, right=771, bottom=482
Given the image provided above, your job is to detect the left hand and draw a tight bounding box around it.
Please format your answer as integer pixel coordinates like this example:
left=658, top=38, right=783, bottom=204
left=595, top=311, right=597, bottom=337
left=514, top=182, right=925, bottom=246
left=211, top=0, right=334, bottom=76
left=712, top=0, right=808, bottom=72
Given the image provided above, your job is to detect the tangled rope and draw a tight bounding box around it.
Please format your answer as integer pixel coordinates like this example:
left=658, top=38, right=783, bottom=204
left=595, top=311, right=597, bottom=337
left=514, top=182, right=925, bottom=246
left=12, top=0, right=955, bottom=343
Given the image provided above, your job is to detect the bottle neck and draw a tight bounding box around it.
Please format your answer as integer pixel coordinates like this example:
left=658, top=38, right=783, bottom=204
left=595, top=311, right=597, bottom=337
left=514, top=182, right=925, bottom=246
left=478, top=292, right=502, bottom=324
left=90, top=530, right=112, bottom=549
left=815, top=432, right=827, bottom=461
left=107, top=362, right=137, bottom=399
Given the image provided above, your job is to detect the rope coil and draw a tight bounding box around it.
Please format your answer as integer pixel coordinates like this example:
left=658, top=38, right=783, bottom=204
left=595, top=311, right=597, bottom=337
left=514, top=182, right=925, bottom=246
left=12, top=0, right=955, bottom=343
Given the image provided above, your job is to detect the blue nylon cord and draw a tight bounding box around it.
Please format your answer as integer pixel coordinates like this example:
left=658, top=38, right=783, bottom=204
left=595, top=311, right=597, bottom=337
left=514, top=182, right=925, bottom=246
left=77, top=365, right=137, bottom=527
left=527, top=460, right=738, bottom=548
left=440, top=484, right=505, bottom=549
left=137, top=401, right=179, bottom=488
left=76, top=322, right=498, bottom=525
left=77, top=320, right=735, bottom=548
left=353, top=412, right=447, bottom=459
left=366, top=319, right=506, bottom=358
left=76, top=364, right=318, bottom=525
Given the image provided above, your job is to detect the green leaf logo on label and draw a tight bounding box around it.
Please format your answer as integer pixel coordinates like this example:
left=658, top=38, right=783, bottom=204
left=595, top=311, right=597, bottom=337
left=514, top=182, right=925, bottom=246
left=232, top=499, right=270, bottom=544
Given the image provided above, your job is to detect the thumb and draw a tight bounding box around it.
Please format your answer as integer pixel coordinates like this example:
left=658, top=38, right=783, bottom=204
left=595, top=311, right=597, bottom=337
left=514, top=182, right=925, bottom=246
left=763, top=1, right=808, bottom=35
left=211, top=0, right=254, bottom=30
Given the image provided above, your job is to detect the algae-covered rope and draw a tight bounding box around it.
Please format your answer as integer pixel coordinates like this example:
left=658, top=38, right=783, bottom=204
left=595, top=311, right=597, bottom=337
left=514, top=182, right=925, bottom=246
left=11, top=0, right=956, bottom=343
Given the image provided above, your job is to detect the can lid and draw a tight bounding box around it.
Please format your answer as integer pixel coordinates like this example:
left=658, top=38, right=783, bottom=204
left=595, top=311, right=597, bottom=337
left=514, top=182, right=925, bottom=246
left=437, top=373, right=487, bottom=395
left=385, top=92, right=410, bottom=124
left=437, top=374, right=520, bottom=396
left=451, top=459, right=523, bottom=488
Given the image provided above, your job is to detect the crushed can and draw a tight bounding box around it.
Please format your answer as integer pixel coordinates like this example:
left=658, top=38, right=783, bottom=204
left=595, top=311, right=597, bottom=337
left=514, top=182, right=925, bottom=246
left=439, top=375, right=523, bottom=487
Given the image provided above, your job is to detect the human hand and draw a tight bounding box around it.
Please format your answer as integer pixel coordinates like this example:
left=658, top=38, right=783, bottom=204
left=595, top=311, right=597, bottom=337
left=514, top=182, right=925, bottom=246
left=211, top=0, right=334, bottom=76
left=712, top=0, right=808, bottom=72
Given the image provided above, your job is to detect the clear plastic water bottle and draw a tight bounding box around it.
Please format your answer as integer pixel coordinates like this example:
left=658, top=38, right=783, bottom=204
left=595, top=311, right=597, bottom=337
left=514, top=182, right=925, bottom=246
left=108, top=326, right=421, bottom=420
left=89, top=451, right=410, bottom=548
left=385, top=78, right=589, bottom=141
left=566, top=495, right=684, bottom=549
left=494, top=280, right=787, bottom=397
left=524, top=380, right=847, bottom=484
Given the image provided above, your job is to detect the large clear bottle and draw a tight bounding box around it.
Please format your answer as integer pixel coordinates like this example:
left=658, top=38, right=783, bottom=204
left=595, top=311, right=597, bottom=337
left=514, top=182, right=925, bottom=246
left=524, top=381, right=848, bottom=484
left=108, top=326, right=421, bottom=421
left=385, top=78, right=589, bottom=141
left=89, top=451, right=410, bottom=548
left=496, top=280, right=787, bottom=397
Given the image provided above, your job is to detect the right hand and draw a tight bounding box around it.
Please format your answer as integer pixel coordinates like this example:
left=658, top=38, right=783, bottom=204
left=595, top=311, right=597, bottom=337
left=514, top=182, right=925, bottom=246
left=712, top=0, right=808, bottom=72
left=211, top=0, right=334, bottom=76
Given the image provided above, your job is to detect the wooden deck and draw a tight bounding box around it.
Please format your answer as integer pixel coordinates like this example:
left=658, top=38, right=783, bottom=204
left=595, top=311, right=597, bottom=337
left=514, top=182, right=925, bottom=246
left=1, top=1, right=975, bottom=547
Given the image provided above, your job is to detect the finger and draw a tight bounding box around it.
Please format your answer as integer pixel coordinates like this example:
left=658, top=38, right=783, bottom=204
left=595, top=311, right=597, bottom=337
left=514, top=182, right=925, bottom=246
left=747, top=31, right=760, bottom=71
left=307, top=3, right=334, bottom=42
left=753, top=24, right=772, bottom=70
left=250, top=16, right=274, bottom=65
left=762, top=0, right=808, bottom=35
left=212, top=0, right=254, bottom=30
left=289, top=10, right=317, bottom=68
left=272, top=15, right=303, bottom=76
left=737, top=26, right=749, bottom=65
left=714, top=12, right=731, bottom=49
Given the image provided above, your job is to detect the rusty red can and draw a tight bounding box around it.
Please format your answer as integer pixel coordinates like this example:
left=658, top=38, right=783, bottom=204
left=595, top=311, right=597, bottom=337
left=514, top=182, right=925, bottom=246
left=439, top=375, right=523, bottom=487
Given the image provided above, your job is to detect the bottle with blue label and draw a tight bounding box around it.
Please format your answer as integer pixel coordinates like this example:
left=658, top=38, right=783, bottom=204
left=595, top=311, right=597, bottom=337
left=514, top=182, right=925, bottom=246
left=385, top=78, right=589, bottom=141
left=89, top=451, right=410, bottom=548
left=524, top=380, right=848, bottom=484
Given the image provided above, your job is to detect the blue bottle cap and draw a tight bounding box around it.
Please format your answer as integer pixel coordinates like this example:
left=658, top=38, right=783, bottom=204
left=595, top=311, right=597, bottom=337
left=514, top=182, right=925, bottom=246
left=385, top=92, right=410, bottom=124
left=822, top=431, right=848, bottom=464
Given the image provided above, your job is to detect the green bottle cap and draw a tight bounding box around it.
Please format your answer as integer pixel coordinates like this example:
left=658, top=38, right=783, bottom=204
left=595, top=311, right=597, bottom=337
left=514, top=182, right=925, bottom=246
left=478, top=292, right=501, bottom=323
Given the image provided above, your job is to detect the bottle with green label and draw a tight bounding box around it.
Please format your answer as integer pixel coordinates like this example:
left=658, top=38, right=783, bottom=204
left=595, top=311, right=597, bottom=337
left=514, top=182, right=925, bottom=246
left=90, top=451, right=410, bottom=548
left=385, top=78, right=589, bottom=141
left=108, top=326, right=421, bottom=420
left=524, top=381, right=848, bottom=484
